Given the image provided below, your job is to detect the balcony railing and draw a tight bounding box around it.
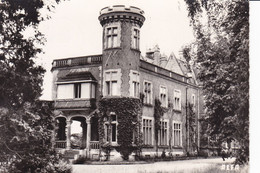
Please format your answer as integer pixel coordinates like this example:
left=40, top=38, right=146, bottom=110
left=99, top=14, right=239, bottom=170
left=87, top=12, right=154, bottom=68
left=55, top=140, right=66, bottom=148
left=52, top=55, right=102, bottom=68
left=90, top=141, right=100, bottom=149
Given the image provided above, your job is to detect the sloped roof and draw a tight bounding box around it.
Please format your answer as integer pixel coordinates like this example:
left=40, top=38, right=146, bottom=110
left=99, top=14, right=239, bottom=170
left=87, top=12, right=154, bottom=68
left=57, top=68, right=96, bottom=82
left=54, top=100, right=92, bottom=109
left=164, top=53, right=184, bottom=75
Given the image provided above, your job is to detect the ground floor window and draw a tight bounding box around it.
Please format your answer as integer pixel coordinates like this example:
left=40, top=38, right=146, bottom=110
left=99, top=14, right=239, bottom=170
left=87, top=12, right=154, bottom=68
left=173, top=122, right=182, bottom=146
left=158, top=121, right=168, bottom=146
left=104, top=114, right=117, bottom=143
left=143, top=119, right=153, bottom=145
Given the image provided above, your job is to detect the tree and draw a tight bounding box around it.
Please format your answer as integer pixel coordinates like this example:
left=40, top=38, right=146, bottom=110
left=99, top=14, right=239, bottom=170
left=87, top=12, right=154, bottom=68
left=0, top=0, right=71, bottom=172
left=183, top=0, right=249, bottom=164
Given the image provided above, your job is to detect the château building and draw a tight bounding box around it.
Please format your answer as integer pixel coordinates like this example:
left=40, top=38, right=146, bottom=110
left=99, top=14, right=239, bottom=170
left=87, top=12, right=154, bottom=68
left=51, top=5, right=203, bottom=160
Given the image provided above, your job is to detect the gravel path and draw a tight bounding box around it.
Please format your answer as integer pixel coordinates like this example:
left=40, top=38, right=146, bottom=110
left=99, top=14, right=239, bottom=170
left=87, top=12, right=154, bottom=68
left=72, top=157, right=236, bottom=173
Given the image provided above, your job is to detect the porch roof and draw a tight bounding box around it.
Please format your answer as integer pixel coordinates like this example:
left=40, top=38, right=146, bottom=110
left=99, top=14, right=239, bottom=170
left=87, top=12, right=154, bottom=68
left=54, top=99, right=95, bottom=109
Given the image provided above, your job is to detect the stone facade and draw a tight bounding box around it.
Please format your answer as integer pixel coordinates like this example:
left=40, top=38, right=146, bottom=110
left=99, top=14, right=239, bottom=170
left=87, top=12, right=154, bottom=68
left=51, top=5, right=203, bottom=160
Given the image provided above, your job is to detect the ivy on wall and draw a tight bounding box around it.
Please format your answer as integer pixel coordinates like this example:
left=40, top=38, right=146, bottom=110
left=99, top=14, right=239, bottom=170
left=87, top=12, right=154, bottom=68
left=187, top=102, right=197, bottom=153
left=154, top=98, right=165, bottom=153
left=98, top=97, right=142, bottom=160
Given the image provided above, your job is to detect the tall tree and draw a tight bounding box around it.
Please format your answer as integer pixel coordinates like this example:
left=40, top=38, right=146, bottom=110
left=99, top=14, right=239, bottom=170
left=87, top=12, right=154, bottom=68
left=0, top=0, right=71, bottom=172
left=183, top=0, right=249, bottom=164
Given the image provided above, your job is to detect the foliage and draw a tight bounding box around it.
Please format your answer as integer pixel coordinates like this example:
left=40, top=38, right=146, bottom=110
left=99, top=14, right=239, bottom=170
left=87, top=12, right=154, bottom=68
left=0, top=101, right=71, bottom=172
left=154, top=99, right=164, bottom=146
left=98, top=97, right=142, bottom=160
left=71, top=133, right=83, bottom=149
left=0, top=0, right=72, bottom=172
left=46, top=159, right=72, bottom=173
left=187, top=103, right=197, bottom=154
left=101, top=143, right=113, bottom=161
left=184, top=0, right=249, bottom=164
left=0, top=0, right=61, bottom=108
left=154, top=98, right=165, bottom=155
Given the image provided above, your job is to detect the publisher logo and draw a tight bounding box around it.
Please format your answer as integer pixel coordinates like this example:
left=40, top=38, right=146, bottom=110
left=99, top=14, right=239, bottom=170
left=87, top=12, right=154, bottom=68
left=221, top=164, right=240, bottom=171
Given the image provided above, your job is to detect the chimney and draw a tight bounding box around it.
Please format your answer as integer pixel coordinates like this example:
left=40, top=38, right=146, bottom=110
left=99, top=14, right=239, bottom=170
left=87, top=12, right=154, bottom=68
left=160, top=54, right=167, bottom=67
left=153, top=45, right=161, bottom=66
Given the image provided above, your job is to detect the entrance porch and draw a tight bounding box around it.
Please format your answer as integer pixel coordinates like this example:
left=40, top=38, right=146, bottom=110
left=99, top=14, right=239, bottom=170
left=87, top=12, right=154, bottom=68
left=54, top=115, right=100, bottom=158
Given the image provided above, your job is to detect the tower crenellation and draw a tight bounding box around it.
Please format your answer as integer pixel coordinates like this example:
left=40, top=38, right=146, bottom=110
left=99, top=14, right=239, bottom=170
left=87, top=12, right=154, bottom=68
left=99, top=5, right=145, bottom=27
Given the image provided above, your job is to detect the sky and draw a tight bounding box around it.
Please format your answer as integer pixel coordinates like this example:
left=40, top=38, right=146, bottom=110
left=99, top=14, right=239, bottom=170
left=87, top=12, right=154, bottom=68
left=37, top=0, right=195, bottom=100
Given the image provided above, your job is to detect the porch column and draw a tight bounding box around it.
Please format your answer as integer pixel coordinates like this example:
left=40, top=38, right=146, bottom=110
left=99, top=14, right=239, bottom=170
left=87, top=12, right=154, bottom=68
left=86, top=118, right=91, bottom=150
left=66, top=119, right=71, bottom=149
left=82, top=122, right=87, bottom=148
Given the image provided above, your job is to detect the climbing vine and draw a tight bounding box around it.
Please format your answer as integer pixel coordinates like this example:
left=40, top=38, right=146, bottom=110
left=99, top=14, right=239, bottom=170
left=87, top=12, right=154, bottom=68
left=187, top=102, right=197, bottom=153
left=98, top=97, right=142, bottom=160
left=154, top=98, right=165, bottom=153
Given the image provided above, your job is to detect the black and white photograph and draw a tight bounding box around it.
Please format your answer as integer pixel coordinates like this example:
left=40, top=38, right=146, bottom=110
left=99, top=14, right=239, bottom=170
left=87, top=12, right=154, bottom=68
left=0, top=0, right=253, bottom=172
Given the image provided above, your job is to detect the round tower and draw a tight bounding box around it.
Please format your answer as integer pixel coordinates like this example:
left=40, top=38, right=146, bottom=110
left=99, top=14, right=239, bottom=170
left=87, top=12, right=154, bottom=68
left=99, top=5, right=145, bottom=97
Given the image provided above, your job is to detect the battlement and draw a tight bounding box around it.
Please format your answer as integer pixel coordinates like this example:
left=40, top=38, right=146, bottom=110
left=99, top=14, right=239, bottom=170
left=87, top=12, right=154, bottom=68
left=100, top=5, right=144, bottom=15
left=98, top=5, right=145, bottom=27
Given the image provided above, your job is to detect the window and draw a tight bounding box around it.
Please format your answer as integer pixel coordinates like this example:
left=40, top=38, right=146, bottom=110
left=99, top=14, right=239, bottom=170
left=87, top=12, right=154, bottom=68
left=106, top=81, right=117, bottom=96
left=74, top=83, right=81, bottom=98
left=173, top=122, right=182, bottom=146
left=104, top=114, right=117, bottom=143
left=174, top=90, right=181, bottom=110
left=130, top=71, right=140, bottom=97
left=57, top=82, right=96, bottom=99
left=143, top=119, right=153, bottom=145
left=133, top=81, right=139, bottom=97
left=106, top=26, right=119, bottom=48
left=160, top=86, right=167, bottom=107
left=104, top=70, right=121, bottom=96
left=192, top=94, right=195, bottom=106
left=144, top=81, right=152, bottom=104
left=57, top=84, right=74, bottom=99
left=132, top=28, right=140, bottom=49
left=158, top=121, right=168, bottom=146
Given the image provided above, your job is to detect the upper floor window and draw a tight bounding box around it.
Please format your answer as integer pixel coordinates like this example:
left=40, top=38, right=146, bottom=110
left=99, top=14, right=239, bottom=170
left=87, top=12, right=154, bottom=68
left=130, top=70, right=140, bottom=98
left=174, top=89, right=181, bottom=110
left=132, top=28, right=140, bottom=50
left=104, top=69, right=121, bottom=96
left=160, top=86, right=167, bottom=107
left=74, top=83, right=81, bottom=98
left=57, top=82, right=95, bottom=100
left=105, top=25, right=120, bottom=49
left=144, top=81, right=152, bottom=104
left=192, top=94, right=196, bottom=106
